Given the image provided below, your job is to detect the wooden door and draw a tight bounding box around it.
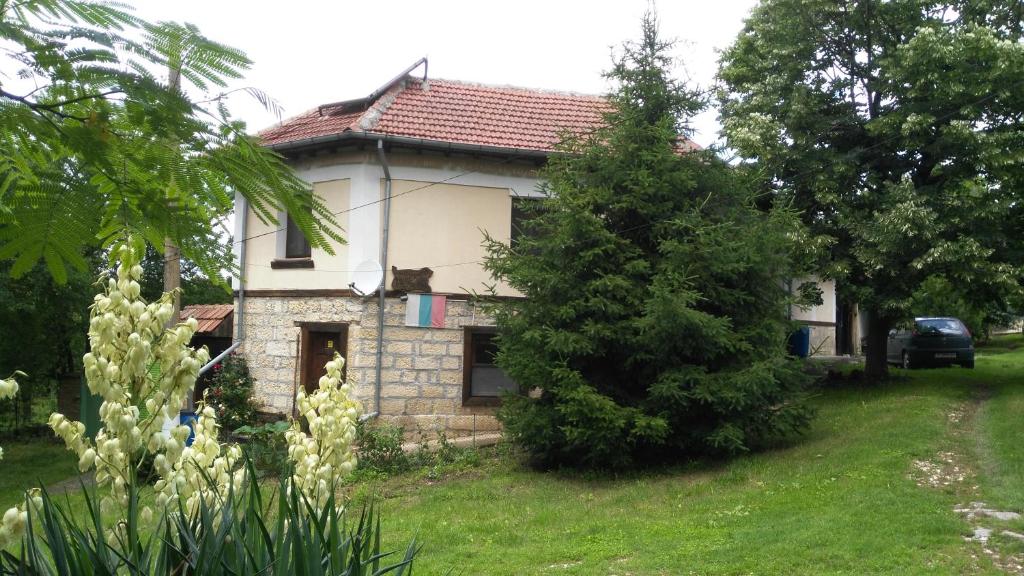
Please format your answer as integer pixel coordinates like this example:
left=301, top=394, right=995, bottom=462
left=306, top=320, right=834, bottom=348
left=304, top=329, right=347, bottom=393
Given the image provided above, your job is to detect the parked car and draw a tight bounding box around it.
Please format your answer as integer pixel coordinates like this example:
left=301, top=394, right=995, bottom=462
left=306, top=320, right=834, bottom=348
left=886, top=317, right=974, bottom=369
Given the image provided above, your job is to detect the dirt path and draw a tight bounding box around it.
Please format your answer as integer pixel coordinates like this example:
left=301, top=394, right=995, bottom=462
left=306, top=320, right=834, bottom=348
left=911, top=385, right=1024, bottom=574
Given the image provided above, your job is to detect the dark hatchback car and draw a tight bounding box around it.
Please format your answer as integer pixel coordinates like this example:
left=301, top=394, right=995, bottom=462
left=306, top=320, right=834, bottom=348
left=886, top=317, right=974, bottom=369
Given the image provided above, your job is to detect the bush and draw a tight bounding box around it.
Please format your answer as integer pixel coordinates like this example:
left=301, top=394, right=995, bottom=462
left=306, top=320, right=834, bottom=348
left=357, top=423, right=409, bottom=473
left=235, top=420, right=290, bottom=477
left=206, top=354, right=260, bottom=436
left=356, top=423, right=482, bottom=478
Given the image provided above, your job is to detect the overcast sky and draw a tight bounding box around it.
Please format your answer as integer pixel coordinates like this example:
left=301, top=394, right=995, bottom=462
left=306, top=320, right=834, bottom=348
left=134, top=0, right=759, bottom=148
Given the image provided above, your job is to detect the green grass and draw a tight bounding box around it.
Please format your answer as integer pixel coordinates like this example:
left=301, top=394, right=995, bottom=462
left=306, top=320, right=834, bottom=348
left=354, top=341, right=1024, bottom=575
left=0, top=437, right=78, bottom=510
left=5, top=338, right=1024, bottom=573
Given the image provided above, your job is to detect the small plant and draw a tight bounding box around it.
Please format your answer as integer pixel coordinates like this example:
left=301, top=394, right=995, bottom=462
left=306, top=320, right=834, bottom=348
left=234, top=420, right=290, bottom=477
left=357, top=423, right=409, bottom=474
left=206, top=354, right=261, bottom=436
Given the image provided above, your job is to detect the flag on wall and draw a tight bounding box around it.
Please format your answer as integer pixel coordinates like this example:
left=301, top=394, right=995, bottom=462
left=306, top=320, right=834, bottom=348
left=405, top=294, right=446, bottom=328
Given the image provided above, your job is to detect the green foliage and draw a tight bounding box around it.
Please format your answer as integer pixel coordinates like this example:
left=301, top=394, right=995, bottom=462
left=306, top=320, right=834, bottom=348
left=0, top=255, right=96, bottom=408
left=139, top=244, right=231, bottom=306
left=234, top=420, right=290, bottom=477
left=0, top=0, right=345, bottom=283
left=357, top=423, right=409, bottom=474
left=355, top=424, right=481, bottom=479
left=718, top=0, right=1024, bottom=377
left=206, top=354, right=260, bottom=436
left=483, top=16, right=813, bottom=469
left=909, top=275, right=1018, bottom=341
left=0, top=462, right=419, bottom=575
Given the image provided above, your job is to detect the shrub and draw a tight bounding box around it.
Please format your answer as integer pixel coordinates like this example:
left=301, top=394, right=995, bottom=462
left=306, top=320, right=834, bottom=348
left=235, top=420, right=290, bottom=477
left=206, top=354, right=261, bottom=437
left=357, top=423, right=409, bottom=474
left=356, top=424, right=482, bottom=478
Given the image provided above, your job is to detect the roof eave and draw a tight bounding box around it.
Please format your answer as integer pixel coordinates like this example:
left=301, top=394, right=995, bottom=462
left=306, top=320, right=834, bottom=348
left=265, top=131, right=554, bottom=160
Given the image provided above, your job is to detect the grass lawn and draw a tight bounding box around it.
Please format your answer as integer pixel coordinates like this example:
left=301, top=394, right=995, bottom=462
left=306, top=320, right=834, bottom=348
left=0, top=437, right=78, bottom=511
left=3, top=335, right=1023, bottom=574
left=355, top=336, right=1024, bottom=575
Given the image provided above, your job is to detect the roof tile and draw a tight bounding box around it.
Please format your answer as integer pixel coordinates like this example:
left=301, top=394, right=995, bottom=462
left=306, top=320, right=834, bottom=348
left=259, top=77, right=614, bottom=153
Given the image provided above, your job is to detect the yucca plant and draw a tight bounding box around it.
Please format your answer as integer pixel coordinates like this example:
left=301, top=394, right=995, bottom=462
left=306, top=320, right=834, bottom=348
left=0, top=459, right=418, bottom=575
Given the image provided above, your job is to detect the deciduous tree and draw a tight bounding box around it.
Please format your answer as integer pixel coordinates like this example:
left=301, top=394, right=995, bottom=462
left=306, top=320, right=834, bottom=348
left=0, top=0, right=343, bottom=282
left=719, top=0, right=1024, bottom=378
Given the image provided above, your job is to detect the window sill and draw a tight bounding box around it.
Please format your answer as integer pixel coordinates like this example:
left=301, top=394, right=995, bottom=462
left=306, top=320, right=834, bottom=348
left=462, top=396, right=503, bottom=407
left=271, top=258, right=314, bottom=269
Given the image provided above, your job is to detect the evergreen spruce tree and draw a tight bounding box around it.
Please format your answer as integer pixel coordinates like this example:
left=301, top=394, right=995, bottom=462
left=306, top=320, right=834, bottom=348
left=484, top=16, right=815, bottom=469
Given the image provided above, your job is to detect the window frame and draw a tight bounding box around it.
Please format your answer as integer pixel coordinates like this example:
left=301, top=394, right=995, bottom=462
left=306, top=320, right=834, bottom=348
left=462, top=326, right=517, bottom=406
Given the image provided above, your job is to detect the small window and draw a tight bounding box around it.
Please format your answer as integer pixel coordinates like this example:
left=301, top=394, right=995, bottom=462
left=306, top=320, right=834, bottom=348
left=285, top=213, right=311, bottom=259
left=463, top=327, right=517, bottom=405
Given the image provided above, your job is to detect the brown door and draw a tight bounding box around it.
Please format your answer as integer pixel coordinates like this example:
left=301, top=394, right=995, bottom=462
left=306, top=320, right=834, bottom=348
left=303, top=329, right=347, bottom=393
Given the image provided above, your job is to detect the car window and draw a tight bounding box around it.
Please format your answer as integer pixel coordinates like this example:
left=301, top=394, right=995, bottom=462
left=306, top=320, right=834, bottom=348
left=915, top=319, right=967, bottom=335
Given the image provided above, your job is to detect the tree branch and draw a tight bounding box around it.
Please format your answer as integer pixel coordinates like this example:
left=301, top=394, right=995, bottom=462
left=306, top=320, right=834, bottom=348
left=0, top=87, right=123, bottom=120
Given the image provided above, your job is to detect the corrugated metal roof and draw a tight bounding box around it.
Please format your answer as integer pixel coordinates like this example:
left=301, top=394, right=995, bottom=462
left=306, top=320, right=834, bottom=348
left=180, top=304, right=233, bottom=334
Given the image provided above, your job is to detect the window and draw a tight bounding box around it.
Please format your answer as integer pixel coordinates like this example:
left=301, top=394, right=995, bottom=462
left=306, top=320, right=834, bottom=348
left=463, top=327, right=518, bottom=405
left=511, top=196, right=544, bottom=249
left=272, top=211, right=314, bottom=269
left=285, top=213, right=311, bottom=258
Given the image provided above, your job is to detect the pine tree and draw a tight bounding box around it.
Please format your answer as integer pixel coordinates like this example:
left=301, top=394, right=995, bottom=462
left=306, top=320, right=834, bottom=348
left=483, top=15, right=814, bottom=469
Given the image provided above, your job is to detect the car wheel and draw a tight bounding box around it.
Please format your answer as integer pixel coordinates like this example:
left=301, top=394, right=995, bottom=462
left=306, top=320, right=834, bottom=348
left=963, top=359, right=975, bottom=369
left=902, top=351, right=912, bottom=370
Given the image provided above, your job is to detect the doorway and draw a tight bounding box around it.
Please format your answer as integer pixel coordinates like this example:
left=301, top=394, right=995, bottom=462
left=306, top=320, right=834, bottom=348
left=300, top=323, right=348, bottom=394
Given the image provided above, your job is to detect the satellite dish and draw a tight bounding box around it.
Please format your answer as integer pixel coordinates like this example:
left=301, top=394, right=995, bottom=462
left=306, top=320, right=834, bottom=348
left=350, top=260, right=383, bottom=297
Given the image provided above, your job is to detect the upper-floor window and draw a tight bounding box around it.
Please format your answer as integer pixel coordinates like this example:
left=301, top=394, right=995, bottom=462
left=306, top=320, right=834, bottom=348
left=285, top=213, right=311, bottom=259
left=271, top=209, right=314, bottom=269
left=511, top=196, right=545, bottom=249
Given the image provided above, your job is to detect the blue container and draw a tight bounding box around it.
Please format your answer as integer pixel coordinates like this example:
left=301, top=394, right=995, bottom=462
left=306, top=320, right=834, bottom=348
left=788, top=326, right=811, bottom=358
left=179, top=410, right=198, bottom=447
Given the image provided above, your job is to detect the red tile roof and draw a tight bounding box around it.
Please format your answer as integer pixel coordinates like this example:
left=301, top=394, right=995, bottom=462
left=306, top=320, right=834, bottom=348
left=259, top=75, right=698, bottom=154
left=180, top=304, right=234, bottom=334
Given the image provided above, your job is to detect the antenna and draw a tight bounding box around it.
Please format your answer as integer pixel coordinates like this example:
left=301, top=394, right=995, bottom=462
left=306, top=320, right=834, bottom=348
left=349, top=260, right=384, bottom=298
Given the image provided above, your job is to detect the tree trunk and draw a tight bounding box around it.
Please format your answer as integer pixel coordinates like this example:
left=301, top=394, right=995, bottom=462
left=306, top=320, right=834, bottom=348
left=163, top=63, right=183, bottom=331
left=864, top=309, right=892, bottom=381
left=163, top=237, right=181, bottom=327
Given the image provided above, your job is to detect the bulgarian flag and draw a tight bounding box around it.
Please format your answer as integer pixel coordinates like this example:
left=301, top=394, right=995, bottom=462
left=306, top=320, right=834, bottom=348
left=405, top=294, right=446, bottom=328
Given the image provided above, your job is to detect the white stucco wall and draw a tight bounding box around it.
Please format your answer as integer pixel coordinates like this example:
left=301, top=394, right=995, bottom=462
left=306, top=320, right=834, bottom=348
left=237, top=151, right=541, bottom=297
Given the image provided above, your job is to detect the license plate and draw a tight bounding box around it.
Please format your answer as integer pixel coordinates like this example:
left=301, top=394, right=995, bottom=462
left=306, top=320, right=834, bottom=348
left=935, top=353, right=956, bottom=359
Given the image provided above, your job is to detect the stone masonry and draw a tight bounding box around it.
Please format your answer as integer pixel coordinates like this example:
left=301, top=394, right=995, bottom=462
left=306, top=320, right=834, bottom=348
left=238, top=295, right=501, bottom=438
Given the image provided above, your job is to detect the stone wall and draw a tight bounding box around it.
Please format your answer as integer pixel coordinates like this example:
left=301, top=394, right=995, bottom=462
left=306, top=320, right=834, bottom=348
left=238, top=295, right=501, bottom=438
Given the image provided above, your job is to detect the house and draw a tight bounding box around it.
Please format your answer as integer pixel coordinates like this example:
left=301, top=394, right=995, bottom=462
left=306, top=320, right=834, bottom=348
left=234, top=60, right=839, bottom=436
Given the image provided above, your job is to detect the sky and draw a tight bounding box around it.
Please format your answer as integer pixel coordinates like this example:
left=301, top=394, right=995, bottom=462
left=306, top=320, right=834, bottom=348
left=133, top=0, right=760, bottom=148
